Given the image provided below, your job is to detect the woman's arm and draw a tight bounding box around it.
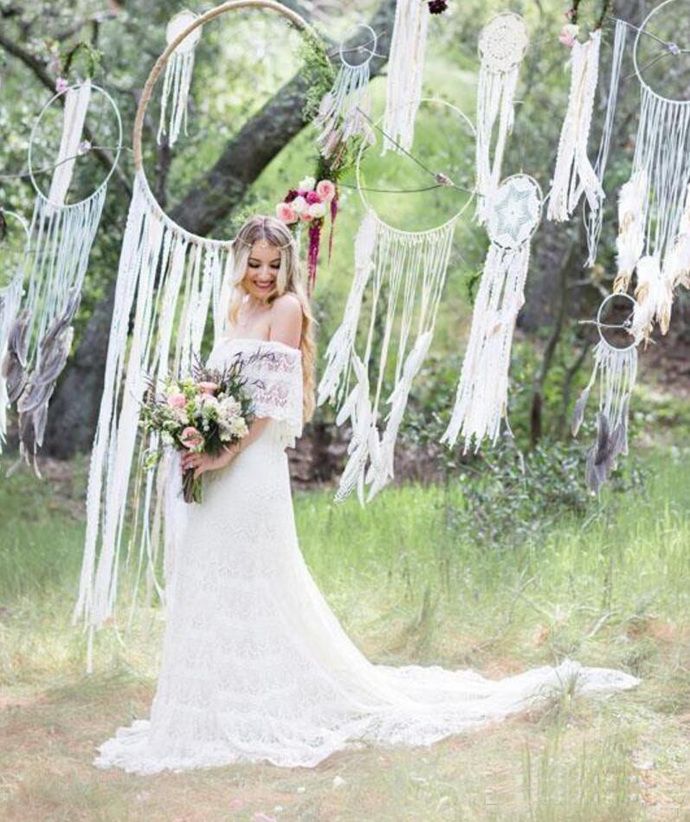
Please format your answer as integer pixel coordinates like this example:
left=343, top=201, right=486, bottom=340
left=181, top=416, right=271, bottom=479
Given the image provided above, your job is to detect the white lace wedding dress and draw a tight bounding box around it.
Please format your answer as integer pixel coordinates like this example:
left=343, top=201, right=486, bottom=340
left=93, top=336, right=640, bottom=774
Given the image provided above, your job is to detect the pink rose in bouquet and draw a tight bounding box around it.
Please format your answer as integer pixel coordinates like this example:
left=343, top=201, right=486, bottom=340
left=141, top=357, right=254, bottom=503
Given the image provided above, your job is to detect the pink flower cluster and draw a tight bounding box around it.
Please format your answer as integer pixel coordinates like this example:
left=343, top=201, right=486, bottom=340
left=559, top=23, right=580, bottom=48
left=275, top=176, right=340, bottom=289
left=275, top=177, right=337, bottom=225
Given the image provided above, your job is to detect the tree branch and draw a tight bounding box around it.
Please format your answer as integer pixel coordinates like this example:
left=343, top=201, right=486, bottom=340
left=0, top=30, right=131, bottom=197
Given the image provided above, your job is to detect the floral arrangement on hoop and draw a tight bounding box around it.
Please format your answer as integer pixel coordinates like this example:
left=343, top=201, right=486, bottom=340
left=275, top=175, right=339, bottom=289
left=140, top=356, right=254, bottom=503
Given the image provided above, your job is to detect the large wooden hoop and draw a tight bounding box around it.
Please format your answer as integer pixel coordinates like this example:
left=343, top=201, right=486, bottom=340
left=133, top=0, right=315, bottom=169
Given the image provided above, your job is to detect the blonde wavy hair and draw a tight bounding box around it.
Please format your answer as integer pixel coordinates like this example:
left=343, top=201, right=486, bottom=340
left=228, top=215, right=316, bottom=423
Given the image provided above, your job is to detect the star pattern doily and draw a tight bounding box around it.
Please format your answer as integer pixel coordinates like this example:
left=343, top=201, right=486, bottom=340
left=486, top=174, right=542, bottom=249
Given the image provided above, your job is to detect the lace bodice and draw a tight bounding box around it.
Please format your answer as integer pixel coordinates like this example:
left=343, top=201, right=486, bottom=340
left=207, top=337, right=303, bottom=449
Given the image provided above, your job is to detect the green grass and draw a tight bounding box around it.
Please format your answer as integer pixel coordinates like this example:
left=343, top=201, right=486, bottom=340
left=1, top=448, right=689, bottom=819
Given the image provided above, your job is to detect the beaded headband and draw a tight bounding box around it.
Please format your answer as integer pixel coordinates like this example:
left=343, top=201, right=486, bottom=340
left=233, top=216, right=296, bottom=252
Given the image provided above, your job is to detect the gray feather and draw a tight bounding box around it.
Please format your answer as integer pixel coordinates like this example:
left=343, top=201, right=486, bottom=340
left=571, top=384, right=591, bottom=437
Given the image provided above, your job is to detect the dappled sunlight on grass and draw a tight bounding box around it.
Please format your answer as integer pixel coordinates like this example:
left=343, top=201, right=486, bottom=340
left=1, top=449, right=689, bottom=818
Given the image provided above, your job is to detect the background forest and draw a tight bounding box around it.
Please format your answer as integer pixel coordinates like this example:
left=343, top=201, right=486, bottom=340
left=1, top=0, right=689, bottom=818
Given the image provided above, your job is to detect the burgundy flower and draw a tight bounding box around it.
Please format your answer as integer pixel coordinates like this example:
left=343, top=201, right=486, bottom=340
left=305, top=190, right=321, bottom=205
left=284, top=189, right=299, bottom=203
left=428, top=0, right=448, bottom=13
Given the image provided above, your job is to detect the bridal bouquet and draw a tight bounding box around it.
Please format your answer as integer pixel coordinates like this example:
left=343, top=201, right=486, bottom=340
left=140, top=358, right=254, bottom=504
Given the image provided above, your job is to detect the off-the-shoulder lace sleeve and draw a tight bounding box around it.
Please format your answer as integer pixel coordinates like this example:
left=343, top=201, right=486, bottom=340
left=244, top=342, right=303, bottom=449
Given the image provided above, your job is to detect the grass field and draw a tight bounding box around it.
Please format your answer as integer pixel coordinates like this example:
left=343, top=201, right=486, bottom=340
left=1, top=446, right=689, bottom=820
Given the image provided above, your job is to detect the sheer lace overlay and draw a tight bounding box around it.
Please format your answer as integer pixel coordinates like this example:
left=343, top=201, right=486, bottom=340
left=208, top=337, right=303, bottom=449
left=93, top=338, right=640, bottom=775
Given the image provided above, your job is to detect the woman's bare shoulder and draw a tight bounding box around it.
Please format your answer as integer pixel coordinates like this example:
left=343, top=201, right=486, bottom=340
left=269, top=293, right=303, bottom=346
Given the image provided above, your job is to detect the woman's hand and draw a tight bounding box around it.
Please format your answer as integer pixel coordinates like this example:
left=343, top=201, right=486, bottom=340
left=180, top=445, right=239, bottom=479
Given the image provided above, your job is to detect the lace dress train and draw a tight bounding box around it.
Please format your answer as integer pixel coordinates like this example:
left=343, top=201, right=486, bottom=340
left=93, top=338, right=640, bottom=774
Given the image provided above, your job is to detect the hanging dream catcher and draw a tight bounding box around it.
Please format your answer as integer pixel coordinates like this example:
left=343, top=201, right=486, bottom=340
left=381, top=0, right=430, bottom=153
left=612, top=0, right=690, bottom=340
left=318, top=99, right=475, bottom=504
left=5, top=81, right=122, bottom=470
left=572, top=293, right=638, bottom=493
left=441, top=173, right=543, bottom=452
left=475, top=12, right=529, bottom=222
left=0, top=210, right=30, bottom=453
left=71, top=0, right=316, bottom=672
left=547, top=26, right=603, bottom=223
left=157, top=9, right=203, bottom=148
left=314, top=23, right=376, bottom=160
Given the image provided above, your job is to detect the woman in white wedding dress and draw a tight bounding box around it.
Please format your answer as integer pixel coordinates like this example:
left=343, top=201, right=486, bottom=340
left=94, top=216, right=640, bottom=774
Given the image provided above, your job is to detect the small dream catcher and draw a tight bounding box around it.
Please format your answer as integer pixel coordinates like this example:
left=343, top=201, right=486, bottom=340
left=314, top=23, right=376, bottom=160
left=442, top=173, right=542, bottom=452
left=6, top=81, right=122, bottom=471
left=572, top=293, right=639, bottom=493
left=318, top=98, right=475, bottom=503
left=475, top=12, right=529, bottom=222
left=157, top=9, right=203, bottom=148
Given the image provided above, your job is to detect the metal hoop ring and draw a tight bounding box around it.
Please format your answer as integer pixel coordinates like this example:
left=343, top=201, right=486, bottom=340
left=633, top=0, right=690, bottom=104
left=354, top=97, right=477, bottom=234
left=0, top=209, right=31, bottom=243
left=27, top=82, right=123, bottom=208
left=595, top=292, right=637, bottom=351
left=133, top=0, right=315, bottom=170
left=339, top=23, right=377, bottom=69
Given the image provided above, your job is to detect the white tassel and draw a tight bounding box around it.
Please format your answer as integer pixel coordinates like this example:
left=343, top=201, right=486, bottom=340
left=324, top=210, right=457, bottom=502
left=443, top=175, right=541, bottom=451
left=475, top=12, right=529, bottom=221
left=660, top=182, right=690, bottom=333
left=382, top=0, right=429, bottom=153
left=317, top=211, right=376, bottom=407
left=548, top=29, right=602, bottom=222
left=72, top=168, right=231, bottom=668
left=614, top=170, right=647, bottom=294
left=631, top=255, right=670, bottom=343
left=47, top=80, right=92, bottom=207
left=626, top=83, right=690, bottom=263
left=0, top=274, right=23, bottom=451
left=157, top=10, right=202, bottom=148
left=315, top=29, right=375, bottom=159
left=584, top=20, right=627, bottom=266
left=365, top=330, right=432, bottom=502
left=22, top=186, right=106, bottom=363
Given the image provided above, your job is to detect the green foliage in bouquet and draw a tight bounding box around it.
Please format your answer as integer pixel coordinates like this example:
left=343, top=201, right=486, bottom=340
left=140, top=354, right=255, bottom=503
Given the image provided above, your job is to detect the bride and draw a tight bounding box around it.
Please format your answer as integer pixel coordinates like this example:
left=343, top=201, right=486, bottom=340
left=94, top=215, right=640, bottom=774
